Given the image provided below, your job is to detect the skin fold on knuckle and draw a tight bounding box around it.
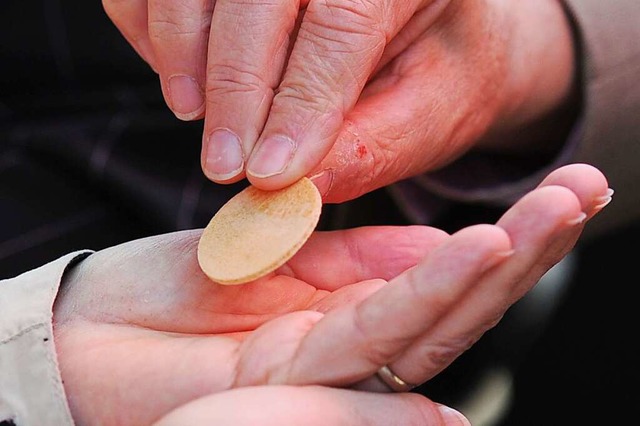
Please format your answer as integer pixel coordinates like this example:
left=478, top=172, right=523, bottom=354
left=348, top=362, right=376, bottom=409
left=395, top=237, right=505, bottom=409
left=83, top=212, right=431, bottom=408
left=307, top=0, right=387, bottom=42
left=299, top=1, right=388, bottom=86
left=148, top=3, right=210, bottom=44
left=275, top=75, right=344, bottom=119
left=351, top=302, right=416, bottom=367
left=417, top=334, right=482, bottom=378
left=206, top=62, right=275, bottom=100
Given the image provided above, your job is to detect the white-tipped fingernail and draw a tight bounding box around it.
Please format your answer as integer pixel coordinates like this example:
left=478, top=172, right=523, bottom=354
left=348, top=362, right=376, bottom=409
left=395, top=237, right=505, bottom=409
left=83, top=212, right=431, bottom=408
left=436, top=404, right=471, bottom=426
left=566, top=212, right=588, bottom=226
left=593, top=188, right=614, bottom=210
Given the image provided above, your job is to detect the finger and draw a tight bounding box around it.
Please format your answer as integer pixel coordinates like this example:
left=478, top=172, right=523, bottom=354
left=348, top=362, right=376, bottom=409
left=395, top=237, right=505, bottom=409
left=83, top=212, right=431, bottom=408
left=283, top=173, right=610, bottom=387
left=537, top=163, right=613, bottom=219
left=55, top=321, right=242, bottom=425
left=283, top=225, right=448, bottom=290
left=154, top=386, right=469, bottom=426
left=367, top=182, right=611, bottom=389
left=58, top=229, right=323, bottom=333
left=282, top=224, right=513, bottom=386
left=245, top=0, right=434, bottom=189
left=308, top=14, right=506, bottom=202
left=373, top=0, right=450, bottom=75
left=309, top=74, right=442, bottom=202
left=201, top=0, right=301, bottom=183
left=103, top=0, right=158, bottom=71
left=148, top=0, right=214, bottom=120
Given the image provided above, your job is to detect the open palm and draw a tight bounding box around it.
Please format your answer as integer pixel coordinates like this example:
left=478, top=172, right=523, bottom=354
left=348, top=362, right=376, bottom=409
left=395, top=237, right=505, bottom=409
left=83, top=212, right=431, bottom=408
left=53, top=164, right=610, bottom=425
left=53, top=225, right=445, bottom=425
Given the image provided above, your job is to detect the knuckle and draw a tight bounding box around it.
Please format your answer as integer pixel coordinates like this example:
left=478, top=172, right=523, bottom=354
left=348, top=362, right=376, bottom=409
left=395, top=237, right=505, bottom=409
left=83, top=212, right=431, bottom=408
left=420, top=340, right=475, bottom=373
left=352, top=305, right=414, bottom=367
left=148, top=21, right=199, bottom=43
left=206, top=62, right=273, bottom=98
left=418, top=323, right=504, bottom=375
left=275, top=79, right=343, bottom=116
left=298, top=1, right=387, bottom=86
left=307, top=0, right=387, bottom=42
left=148, top=4, right=210, bottom=42
left=352, top=317, right=395, bottom=366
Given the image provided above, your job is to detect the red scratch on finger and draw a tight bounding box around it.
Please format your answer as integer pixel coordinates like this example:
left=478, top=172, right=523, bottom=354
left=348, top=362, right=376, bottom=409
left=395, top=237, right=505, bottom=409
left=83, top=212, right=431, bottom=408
left=356, top=143, right=367, bottom=159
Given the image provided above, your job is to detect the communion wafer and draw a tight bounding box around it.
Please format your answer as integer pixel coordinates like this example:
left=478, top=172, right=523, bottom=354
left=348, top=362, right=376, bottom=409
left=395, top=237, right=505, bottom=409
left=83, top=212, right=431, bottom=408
left=197, top=177, right=322, bottom=285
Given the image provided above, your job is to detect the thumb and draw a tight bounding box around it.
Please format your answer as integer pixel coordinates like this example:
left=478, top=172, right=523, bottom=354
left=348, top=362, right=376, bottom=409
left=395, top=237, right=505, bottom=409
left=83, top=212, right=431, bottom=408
left=309, top=80, right=446, bottom=203
left=311, top=54, right=498, bottom=204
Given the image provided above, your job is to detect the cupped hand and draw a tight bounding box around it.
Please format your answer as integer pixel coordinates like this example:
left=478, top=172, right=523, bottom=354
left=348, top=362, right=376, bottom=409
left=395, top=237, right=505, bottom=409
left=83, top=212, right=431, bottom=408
left=53, top=163, right=610, bottom=425
left=103, top=0, right=576, bottom=199
left=54, top=222, right=447, bottom=425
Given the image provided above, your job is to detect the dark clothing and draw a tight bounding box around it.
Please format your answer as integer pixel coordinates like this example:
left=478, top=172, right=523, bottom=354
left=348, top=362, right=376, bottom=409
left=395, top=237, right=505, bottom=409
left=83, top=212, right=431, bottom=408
left=1, top=1, right=637, bottom=425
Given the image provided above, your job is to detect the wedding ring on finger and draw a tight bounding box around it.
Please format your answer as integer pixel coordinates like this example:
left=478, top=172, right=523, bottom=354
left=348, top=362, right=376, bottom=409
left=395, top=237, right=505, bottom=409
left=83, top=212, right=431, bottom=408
left=376, top=365, right=417, bottom=392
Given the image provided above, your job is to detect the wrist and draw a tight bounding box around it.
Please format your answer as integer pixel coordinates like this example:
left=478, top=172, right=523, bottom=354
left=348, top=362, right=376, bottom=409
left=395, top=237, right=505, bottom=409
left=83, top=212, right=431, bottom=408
left=479, top=0, right=579, bottom=154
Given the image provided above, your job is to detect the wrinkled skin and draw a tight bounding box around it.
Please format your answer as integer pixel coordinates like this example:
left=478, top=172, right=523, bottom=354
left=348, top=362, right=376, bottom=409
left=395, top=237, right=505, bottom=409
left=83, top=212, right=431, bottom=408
left=102, top=0, right=576, bottom=200
left=53, top=164, right=611, bottom=425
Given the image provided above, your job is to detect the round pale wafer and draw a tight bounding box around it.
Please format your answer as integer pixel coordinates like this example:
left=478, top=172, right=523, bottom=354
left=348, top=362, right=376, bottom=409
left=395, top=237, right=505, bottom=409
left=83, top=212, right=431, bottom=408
left=197, top=177, right=322, bottom=285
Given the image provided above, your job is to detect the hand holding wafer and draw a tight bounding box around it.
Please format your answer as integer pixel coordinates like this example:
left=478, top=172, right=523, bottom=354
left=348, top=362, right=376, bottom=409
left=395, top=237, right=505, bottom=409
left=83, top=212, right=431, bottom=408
left=103, top=0, right=577, bottom=204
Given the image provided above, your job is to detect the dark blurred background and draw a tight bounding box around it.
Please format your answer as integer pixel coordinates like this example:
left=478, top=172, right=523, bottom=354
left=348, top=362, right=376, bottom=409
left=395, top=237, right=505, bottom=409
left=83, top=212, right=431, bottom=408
left=1, top=1, right=637, bottom=424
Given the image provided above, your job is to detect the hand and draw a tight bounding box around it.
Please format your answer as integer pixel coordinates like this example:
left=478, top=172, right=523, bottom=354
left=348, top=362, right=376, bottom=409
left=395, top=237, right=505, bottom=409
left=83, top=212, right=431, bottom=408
left=54, top=221, right=448, bottom=425
left=154, top=386, right=469, bottom=425
left=53, top=164, right=610, bottom=425
left=103, top=0, right=577, bottom=200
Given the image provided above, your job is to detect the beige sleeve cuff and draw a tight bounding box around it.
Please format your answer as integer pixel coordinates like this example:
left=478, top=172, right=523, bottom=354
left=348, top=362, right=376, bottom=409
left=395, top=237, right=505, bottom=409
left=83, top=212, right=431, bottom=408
left=0, top=251, right=93, bottom=426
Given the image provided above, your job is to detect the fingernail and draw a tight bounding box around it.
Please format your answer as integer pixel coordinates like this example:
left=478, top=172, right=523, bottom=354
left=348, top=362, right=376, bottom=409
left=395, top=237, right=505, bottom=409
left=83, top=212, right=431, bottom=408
left=168, top=75, right=204, bottom=121
left=593, top=188, right=614, bottom=210
left=309, top=169, right=334, bottom=198
left=205, top=128, right=244, bottom=180
left=566, top=212, right=588, bottom=226
left=247, top=135, right=296, bottom=178
left=436, top=404, right=471, bottom=426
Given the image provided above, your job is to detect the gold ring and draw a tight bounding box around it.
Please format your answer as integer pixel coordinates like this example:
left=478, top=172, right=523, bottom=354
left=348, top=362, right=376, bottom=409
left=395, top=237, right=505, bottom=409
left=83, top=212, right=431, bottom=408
left=376, top=365, right=416, bottom=392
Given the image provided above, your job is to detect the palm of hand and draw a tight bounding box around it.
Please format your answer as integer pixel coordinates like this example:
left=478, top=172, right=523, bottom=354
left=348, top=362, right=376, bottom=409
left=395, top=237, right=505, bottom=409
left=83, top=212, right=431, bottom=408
left=51, top=163, right=609, bottom=425
left=53, top=227, right=441, bottom=425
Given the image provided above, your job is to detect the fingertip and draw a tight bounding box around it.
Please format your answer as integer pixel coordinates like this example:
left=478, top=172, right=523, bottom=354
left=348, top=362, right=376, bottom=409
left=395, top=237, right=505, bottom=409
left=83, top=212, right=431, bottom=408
left=536, top=164, right=615, bottom=223
left=592, top=187, right=614, bottom=212
left=436, top=404, right=472, bottom=426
